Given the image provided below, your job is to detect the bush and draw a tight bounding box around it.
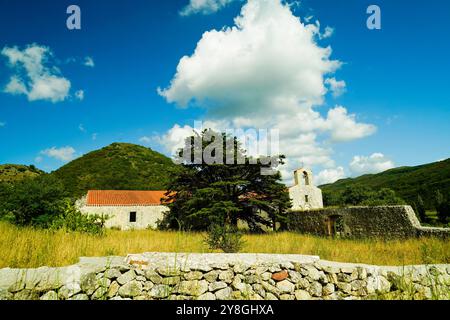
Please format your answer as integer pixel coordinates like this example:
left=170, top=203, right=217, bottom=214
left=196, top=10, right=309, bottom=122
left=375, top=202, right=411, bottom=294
left=204, top=224, right=245, bottom=253
left=338, top=186, right=405, bottom=207
left=49, top=200, right=108, bottom=235
left=434, top=190, right=449, bottom=224
left=413, top=195, right=427, bottom=223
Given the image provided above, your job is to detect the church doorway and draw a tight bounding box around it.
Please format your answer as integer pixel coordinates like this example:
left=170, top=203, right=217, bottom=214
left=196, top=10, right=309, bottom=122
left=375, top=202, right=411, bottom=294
left=325, top=215, right=345, bottom=237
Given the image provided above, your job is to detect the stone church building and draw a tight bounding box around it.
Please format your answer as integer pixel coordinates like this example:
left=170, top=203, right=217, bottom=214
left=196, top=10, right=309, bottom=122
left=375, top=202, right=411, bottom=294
left=78, top=168, right=323, bottom=230
left=288, top=168, right=324, bottom=210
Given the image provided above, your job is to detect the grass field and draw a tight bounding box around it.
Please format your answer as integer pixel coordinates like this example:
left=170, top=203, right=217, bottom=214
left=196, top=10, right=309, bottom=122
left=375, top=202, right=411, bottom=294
left=0, top=221, right=449, bottom=269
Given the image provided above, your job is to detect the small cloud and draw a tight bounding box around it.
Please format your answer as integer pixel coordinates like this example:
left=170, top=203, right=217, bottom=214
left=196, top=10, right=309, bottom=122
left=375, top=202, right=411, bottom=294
left=34, top=156, right=43, bottom=163
left=325, top=78, right=346, bottom=98
left=304, top=15, right=314, bottom=23
left=0, top=122, right=5, bottom=127
left=321, top=26, right=334, bottom=39
left=78, top=123, right=86, bottom=132
left=139, top=136, right=152, bottom=144
left=75, top=90, right=84, bottom=101
left=84, top=56, right=95, bottom=67
left=92, top=133, right=97, bottom=141
left=180, top=0, right=235, bottom=16
left=40, top=146, right=76, bottom=162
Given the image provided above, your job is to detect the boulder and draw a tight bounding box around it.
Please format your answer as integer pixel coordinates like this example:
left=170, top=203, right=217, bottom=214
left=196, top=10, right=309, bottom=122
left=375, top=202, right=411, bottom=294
left=176, top=280, right=209, bottom=296
left=276, top=280, right=295, bottom=293
left=40, top=291, right=58, bottom=300
left=272, top=270, right=288, bottom=281
left=294, top=290, right=311, bottom=300
left=198, top=292, right=216, bottom=300
left=209, top=281, right=228, bottom=292
left=118, top=280, right=143, bottom=298
left=215, top=287, right=232, bottom=300
left=117, top=270, right=136, bottom=285
left=149, top=284, right=171, bottom=299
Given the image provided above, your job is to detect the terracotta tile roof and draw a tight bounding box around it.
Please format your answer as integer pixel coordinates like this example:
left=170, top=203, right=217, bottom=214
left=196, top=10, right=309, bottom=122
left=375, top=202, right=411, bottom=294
left=86, top=190, right=167, bottom=206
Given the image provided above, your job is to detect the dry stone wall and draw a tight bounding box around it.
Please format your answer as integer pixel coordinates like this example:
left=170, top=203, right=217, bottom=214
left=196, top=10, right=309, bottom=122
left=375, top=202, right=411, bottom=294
left=287, top=205, right=450, bottom=239
left=1, top=253, right=449, bottom=300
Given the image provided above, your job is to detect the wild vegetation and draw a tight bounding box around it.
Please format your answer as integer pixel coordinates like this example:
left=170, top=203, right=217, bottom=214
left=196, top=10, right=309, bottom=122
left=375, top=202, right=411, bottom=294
left=321, top=158, right=450, bottom=210
left=323, top=185, right=449, bottom=226
left=0, top=221, right=448, bottom=269
left=0, top=164, right=43, bottom=184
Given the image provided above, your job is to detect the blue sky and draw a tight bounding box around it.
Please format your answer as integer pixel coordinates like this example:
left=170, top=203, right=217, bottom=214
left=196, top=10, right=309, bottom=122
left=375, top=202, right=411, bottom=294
left=0, top=0, right=449, bottom=184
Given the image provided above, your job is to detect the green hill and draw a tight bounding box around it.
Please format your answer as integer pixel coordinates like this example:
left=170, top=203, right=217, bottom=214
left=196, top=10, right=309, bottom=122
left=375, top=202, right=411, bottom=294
left=0, top=164, right=44, bottom=184
left=51, top=143, right=180, bottom=198
left=320, top=158, right=450, bottom=209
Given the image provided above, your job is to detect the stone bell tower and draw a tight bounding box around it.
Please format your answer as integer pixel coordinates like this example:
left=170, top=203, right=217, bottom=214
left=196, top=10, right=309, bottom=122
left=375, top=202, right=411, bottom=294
left=289, top=168, right=323, bottom=211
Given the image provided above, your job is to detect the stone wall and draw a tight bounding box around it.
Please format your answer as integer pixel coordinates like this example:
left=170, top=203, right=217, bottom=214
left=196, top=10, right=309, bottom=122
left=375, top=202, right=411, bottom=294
left=287, top=205, right=450, bottom=239
left=1, top=253, right=449, bottom=300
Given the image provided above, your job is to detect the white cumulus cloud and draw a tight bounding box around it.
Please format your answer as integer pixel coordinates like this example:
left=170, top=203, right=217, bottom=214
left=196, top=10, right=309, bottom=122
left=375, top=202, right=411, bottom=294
left=180, top=0, right=236, bottom=16
left=315, top=167, right=346, bottom=185
left=153, top=124, right=200, bottom=155
left=325, top=106, right=376, bottom=142
left=158, top=0, right=376, bottom=182
left=1, top=44, right=71, bottom=103
left=41, top=146, right=76, bottom=162
left=349, top=153, right=395, bottom=176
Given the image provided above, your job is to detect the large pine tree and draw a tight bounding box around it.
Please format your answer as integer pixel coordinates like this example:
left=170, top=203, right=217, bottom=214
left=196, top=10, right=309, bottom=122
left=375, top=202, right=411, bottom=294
left=160, top=129, right=291, bottom=231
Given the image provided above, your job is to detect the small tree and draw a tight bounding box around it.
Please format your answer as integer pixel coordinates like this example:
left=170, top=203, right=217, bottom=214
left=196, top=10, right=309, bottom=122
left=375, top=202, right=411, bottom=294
left=361, top=188, right=405, bottom=206
left=204, top=224, right=245, bottom=253
left=341, top=185, right=373, bottom=206
left=435, top=190, right=449, bottom=224
left=50, top=200, right=108, bottom=235
left=414, top=195, right=427, bottom=223
left=4, top=174, right=68, bottom=226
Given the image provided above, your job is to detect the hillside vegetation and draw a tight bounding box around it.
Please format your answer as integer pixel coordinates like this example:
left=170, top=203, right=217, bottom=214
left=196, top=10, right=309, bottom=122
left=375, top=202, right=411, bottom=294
left=321, top=158, right=450, bottom=209
left=52, top=143, right=180, bottom=198
left=0, top=164, right=43, bottom=184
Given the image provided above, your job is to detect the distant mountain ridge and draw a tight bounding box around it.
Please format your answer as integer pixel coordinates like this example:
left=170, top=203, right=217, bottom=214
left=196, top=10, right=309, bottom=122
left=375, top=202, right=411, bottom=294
left=320, top=158, right=450, bottom=209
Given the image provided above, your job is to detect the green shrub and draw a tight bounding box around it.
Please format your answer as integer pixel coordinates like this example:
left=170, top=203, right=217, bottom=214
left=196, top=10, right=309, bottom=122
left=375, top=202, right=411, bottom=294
left=435, top=190, right=449, bottom=223
left=204, top=224, right=245, bottom=253
left=49, top=200, right=108, bottom=235
left=413, top=195, right=427, bottom=223
left=3, top=174, right=67, bottom=226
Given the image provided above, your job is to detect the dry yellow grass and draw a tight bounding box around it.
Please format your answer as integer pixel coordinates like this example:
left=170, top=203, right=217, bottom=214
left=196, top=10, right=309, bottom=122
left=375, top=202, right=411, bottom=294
left=0, top=222, right=448, bottom=268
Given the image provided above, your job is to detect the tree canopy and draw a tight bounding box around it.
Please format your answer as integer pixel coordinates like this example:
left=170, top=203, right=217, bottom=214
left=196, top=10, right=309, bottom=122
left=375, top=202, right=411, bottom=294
left=159, top=129, right=291, bottom=232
